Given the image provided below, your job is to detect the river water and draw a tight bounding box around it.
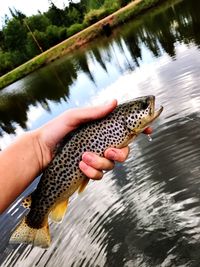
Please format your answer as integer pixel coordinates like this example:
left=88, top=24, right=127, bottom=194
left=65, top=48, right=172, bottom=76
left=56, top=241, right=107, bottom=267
left=1, top=0, right=200, bottom=266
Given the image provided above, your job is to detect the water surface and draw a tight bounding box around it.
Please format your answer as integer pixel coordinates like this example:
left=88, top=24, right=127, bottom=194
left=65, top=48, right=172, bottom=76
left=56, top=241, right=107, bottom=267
left=1, top=0, right=200, bottom=266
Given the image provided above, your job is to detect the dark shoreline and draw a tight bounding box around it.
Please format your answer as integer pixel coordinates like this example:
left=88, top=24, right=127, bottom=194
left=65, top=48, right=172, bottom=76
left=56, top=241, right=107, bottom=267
left=0, top=0, right=173, bottom=90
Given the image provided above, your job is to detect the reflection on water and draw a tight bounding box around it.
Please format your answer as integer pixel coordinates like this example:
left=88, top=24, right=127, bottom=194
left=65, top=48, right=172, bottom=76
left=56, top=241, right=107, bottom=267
left=1, top=0, right=200, bottom=266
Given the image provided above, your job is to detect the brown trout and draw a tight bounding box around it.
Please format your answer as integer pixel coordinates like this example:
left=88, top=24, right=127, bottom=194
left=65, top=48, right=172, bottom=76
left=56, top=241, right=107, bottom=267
left=10, top=95, right=163, bottom=248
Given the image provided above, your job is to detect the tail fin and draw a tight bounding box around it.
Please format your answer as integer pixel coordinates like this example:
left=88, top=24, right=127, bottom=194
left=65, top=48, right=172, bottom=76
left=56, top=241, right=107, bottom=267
left=10, top=217, right=51, bottom=248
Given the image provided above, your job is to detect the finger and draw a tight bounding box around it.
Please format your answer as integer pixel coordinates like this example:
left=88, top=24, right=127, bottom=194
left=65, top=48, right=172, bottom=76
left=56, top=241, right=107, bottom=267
left=41, top=100, right=118, bottom=147
left=79, top=161, right=103, bottom=180
left=82, top=152, right=114, bottom=171
left=104, top=146, right=130, bottom=162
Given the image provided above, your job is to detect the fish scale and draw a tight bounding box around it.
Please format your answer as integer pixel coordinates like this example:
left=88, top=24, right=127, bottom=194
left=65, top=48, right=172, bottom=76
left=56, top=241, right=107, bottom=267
left=10, top=95, right=163, bottom=248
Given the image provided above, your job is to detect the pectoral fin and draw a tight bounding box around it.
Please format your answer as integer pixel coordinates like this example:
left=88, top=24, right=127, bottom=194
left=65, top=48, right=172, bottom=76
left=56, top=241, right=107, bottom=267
left=78, top=178, right=90, bottom=194
left=49, top=199, right=68, bottom=223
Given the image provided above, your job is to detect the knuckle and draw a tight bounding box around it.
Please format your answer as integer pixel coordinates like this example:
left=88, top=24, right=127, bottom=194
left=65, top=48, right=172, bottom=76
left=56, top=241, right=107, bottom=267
left=79, top=161, right=103, bottom=180
left=98, top=158, right=114, bottom=171
left=107, top=161, right=115, bottom=170
left=119, top=154, right=126, bottom=162
left=91, top=170, right=103, bottom=180
left=79, top=161, right=88, bottom=172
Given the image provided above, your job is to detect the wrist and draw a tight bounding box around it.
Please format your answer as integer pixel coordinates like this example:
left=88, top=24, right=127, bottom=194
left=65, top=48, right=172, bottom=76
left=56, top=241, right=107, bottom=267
left=31, top=129, right=53, bottom=170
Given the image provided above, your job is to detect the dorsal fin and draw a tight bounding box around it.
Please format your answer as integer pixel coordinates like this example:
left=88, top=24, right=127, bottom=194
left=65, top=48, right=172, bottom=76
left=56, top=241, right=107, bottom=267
left=78, top=178, right=90, bottom=194
left=49, top=199, right=68, bottom=223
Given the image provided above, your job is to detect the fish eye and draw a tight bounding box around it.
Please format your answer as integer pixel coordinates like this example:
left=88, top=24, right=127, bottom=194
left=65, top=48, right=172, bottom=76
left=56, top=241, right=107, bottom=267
left=141, top=100, right=149, bottom=110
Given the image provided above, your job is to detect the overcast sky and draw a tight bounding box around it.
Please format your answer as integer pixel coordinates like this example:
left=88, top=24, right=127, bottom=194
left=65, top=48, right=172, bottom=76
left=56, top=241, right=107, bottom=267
left=0, top=0, right=71, bottom=28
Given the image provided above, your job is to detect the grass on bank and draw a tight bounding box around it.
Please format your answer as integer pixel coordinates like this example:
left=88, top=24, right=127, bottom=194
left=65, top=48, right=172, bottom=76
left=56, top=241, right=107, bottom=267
left=0, top=0, right=167, bottom=90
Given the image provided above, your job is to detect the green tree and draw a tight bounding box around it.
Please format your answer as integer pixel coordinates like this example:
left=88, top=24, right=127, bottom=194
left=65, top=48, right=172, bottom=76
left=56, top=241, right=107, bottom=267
left=64, top=3, right=85, bottom=27
left=46, top=25, right=66, bottom=46
left=26, top=31, right=48, bottom=57
left=0, top=51, right=14, bottom=75
left=104, top=0, right=120, bottom=10
left=118, top=0, right=132, bottom=8
left=86, top=0, right=105, bottom=10
left=3, top=18, right=27, bottom=53
left=46, top=2, right=66, bottom=26
left=25, top=14, right=50, bottom=32
left=8, top=8, right=26, bottom=22
left=0, top=31, right=4, bottom=50
left=0, top=50, right=26, bottom=76
left=67, top=23, right=84, bottom=37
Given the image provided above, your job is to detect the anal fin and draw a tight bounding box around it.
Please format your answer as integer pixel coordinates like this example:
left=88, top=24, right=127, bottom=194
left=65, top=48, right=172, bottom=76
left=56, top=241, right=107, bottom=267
left=78, top=178, right=89, bottom=194
left=49, top=199, right=68, bottom=223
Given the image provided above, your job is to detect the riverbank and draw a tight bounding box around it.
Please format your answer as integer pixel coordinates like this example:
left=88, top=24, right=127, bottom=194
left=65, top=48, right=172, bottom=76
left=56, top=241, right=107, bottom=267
left=0, top=0, right=168, bottom=90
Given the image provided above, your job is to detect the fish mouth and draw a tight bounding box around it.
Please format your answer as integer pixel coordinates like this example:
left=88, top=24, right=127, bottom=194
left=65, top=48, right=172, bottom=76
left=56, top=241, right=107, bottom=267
left=140, top=95, right=163, bottom=132
left=153, top=105, right=164, bottom=120
left=134, top=95, right=163, bottom=130
left=148, top=95, right=163, bottom=122
left=143, top=105, right=163, bottom=134
left=138, top=97, right=163, bottom=135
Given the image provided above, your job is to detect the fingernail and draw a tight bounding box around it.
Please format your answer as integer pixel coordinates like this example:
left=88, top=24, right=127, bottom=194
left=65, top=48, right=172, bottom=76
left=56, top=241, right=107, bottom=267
left=82, top=153, right=93, bottom=164
left=79, top=161, right=88, bottom=171
left=108, top=150, right=117, bottom=161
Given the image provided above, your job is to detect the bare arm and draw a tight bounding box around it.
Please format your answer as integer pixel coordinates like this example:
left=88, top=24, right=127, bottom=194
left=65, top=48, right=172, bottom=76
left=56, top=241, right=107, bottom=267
left=0, top=100, right=129, bottom=213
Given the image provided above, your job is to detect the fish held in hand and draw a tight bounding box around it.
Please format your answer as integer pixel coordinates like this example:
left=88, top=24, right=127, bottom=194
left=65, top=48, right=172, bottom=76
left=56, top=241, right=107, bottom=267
left=10, top=95, right=163, bottom=248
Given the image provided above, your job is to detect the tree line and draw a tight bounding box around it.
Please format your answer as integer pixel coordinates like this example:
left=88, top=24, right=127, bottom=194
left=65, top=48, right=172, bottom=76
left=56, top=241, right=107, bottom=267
left=0, top=0, right=131, bottom=77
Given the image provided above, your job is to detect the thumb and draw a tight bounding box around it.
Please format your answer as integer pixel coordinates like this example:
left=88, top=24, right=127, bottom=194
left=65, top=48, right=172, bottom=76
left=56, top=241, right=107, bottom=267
left=67, top=99, right=118, bottom=129
left=40, top=100, right=118, bottom=148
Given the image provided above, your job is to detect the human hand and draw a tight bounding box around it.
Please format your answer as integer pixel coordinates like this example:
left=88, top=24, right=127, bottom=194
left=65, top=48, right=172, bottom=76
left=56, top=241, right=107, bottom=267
left=34, top=100, right=129, bottom=179
left=0, top=100, right=150, bottom=213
